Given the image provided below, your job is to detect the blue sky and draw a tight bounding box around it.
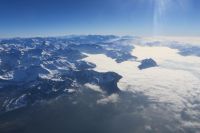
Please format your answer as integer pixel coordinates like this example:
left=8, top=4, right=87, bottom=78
left=0, top=0, right=199, bottom=38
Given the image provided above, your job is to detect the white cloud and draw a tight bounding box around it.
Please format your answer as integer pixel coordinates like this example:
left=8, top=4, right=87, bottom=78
left=84, top=83, right=104, bottom=93
left=83, top=43, right=200, bottom=128
left=97, top=94, right=119, bottom=105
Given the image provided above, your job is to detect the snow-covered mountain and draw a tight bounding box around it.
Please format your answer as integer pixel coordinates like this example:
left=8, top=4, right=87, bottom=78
left=0, top=35, right=135, bottom=113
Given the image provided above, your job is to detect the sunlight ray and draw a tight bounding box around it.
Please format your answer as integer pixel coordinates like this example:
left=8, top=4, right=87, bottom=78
left=152, top=0, right=189, bottom=36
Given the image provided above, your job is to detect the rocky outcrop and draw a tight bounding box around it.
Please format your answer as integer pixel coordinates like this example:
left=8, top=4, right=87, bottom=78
left=138, top=58, right=158, bottom=70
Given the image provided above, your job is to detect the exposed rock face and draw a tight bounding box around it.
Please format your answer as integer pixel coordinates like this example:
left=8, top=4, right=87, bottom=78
left=138, top=58, right=158, bottom=70
left=75, top=70, right=122, bottom=94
